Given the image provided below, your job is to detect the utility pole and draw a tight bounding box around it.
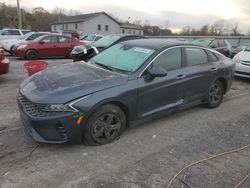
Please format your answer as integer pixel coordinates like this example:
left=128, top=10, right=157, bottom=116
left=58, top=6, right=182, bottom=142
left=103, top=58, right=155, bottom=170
left=17, top=0, right=22, bottom=29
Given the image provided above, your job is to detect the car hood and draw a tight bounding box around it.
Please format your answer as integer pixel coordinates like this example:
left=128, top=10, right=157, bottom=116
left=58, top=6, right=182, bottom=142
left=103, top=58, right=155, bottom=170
left=20, top=62, right=128, bottom=104
left=238, top=51, right=250, bottom=61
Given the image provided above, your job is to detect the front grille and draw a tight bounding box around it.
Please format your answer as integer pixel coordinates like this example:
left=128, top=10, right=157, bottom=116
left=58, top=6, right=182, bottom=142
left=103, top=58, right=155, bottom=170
left=235, top=71, right=250, bottom=76
left=17, top=93, right=67, bottom=118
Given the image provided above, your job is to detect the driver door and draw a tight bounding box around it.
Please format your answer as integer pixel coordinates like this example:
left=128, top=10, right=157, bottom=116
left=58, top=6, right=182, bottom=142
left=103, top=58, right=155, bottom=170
left=137, top=47, right=186, bottom=118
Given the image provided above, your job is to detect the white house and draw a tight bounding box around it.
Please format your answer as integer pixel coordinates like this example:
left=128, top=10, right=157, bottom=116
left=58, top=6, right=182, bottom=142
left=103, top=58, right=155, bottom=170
left=51, top=12, right=144, bottom=36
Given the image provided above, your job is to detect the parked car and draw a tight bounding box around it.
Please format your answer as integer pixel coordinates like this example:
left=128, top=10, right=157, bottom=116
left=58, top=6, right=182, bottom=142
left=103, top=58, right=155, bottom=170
left=1, top=32, right=50, bottom=54
left=17, top=39, right=234, bottom=145
left=0, top=45, right=9, bottom=75
left=0, top=29, right=31, bottom=41
left=232, top=44, right=250, bottom=57
left=192, top=38, right=232, bottom=58
left=80, top=34, right=103, bottom=45
left=233, top=46, right=250, bottom=78
left=13, top=34, right=84, bottom=60
left=70, top=34, right=147, bottom=61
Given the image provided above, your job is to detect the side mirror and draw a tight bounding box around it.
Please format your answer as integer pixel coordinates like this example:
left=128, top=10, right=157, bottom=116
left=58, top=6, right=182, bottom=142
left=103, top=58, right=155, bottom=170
left=39, top=41, right=45, bottom=45
left=148, top=66, right=167, bottom=78
left=210, top=45, right=216, bottom=48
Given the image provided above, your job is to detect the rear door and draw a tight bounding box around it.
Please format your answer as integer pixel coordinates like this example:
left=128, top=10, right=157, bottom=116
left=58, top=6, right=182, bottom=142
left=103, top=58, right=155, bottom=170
left=182, top=47, right=217, bottom=103
left=137, top=47, right=186, bottom=118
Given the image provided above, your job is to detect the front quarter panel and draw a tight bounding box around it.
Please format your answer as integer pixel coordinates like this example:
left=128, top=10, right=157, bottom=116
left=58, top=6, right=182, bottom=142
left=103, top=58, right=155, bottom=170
left=72, top=79, right=138, bottom=123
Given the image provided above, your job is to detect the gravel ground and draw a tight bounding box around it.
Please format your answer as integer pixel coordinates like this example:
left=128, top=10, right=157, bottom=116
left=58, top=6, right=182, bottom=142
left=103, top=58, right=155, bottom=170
left=0, top=55, right=250, bottom=188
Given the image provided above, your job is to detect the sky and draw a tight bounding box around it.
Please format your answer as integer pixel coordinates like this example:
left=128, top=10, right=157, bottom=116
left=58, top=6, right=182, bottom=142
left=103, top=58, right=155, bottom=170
left=2, top=0, right=250, bottom=33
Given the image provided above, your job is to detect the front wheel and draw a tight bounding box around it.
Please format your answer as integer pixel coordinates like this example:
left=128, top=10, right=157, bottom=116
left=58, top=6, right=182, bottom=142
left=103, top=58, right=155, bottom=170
left=83, top=104, right=126, bottom=146
left=205, top=80, right=224, bottom=108
left=25, top=49, right=39, bottom=60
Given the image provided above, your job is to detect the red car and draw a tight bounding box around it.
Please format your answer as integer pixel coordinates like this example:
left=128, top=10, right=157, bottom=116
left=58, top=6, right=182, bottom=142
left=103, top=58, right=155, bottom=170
left=0, top=45, right=9, bottom=75
left=13, top=34, right=84, bottom=60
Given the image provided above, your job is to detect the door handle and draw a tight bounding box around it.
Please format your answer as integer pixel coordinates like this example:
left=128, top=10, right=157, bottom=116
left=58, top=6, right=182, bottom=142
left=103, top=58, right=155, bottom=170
left=176, top=74, right=186, bottom=80
left=210, top=67, right=218, bottom=72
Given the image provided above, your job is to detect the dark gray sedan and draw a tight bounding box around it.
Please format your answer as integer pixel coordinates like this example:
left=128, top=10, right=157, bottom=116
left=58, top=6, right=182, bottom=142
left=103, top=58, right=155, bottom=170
left=17, top=39, right=235, bottom=145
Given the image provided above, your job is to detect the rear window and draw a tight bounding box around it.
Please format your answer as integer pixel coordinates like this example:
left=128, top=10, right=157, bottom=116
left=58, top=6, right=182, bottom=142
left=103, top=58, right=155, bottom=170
left=185, top=48, right=209, bottom=66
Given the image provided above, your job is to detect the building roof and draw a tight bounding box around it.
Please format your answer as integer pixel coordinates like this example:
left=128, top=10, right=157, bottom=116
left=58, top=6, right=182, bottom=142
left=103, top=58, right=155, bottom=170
left=120, top=23, right=143, bottom=30
left=51, top=12, right=120, bottom=25
left=51, top=12, right=143, bottom=30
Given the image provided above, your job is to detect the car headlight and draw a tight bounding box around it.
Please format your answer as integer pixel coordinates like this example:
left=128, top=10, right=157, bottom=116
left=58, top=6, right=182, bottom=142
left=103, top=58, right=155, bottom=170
left=232, top=55, right=240, bottom=64
left=41, top=95, right=91, bottom=112
left=17, top=44, right=27, bottom=50
left=42, top=104, right=78, bottom=112
left=71, top=45, right=87, bottom=54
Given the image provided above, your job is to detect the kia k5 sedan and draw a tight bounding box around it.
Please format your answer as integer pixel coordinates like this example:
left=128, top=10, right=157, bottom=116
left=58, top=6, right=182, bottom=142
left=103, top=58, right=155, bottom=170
left=17, top=39, right=235, bottom=145
left=13, top=34, right=84, bottom=60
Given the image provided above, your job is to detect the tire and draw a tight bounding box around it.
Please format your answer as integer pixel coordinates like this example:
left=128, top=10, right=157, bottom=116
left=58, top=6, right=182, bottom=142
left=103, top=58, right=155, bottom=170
left=83, top=104, right=126, bottom=146
left=25, top=49, right=39, bottom=60
left=205, top=80, right=224, bottom=108
left=9, top=46, right=15, bottom=55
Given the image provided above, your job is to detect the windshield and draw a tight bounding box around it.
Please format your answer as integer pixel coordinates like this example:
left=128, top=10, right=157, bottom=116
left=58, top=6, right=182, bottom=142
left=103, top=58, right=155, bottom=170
left=192, top=39, right=213, bottom=47
left=18, top=32, right=33, bottom=40
left=93, top=35, right=122, bottom=48
left=84, top=35, right=96, bottom=41
left=91, top=43, right=155, bottom=73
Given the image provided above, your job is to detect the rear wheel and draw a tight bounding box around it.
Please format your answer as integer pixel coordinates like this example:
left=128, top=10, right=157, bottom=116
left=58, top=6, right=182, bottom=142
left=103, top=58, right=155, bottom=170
left=83, top=104, right=126, bottom=146
left=205, top=80, right=224, bottom=108
left=25, top=49, right=39, bottom=60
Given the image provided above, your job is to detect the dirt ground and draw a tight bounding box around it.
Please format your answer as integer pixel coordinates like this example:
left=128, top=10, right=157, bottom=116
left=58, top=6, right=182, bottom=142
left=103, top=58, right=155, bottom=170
left=0, top=56, right=250, bottom=188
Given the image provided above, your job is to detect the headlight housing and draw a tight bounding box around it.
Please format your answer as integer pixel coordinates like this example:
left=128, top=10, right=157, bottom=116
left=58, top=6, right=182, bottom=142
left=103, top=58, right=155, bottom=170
left=17, top=44, right=27, bottom=50
left=232, top=55, right=240, bottom=64
left=71, top=45, right=87, bottom=54
left=42, top=104, right=78, bottom=112
left=41, top=95, right=91, bottom=112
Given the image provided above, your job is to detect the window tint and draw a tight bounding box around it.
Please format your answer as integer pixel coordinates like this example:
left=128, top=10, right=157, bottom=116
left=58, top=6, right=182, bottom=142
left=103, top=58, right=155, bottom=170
left=153, top=48, right=182, bottom=71
left=42, top=36, right=58, bottom=43
left=218, top=40, right=226, bottom=47
left=2, top=30, right=21, bottom=35
left=206, top=50, right=218, bottom=62
left=185, top=48, right=208, bottom=66
left=95, top=36, right=102, bottom=41
left=21, top=30, right=30, bottom=35
left=209, top=40, right=218, bottom=48
left=59, top=36, right=72, bottom=43
left=10, top=30, right=21, bottom=35
left=27, top=34, right=43, bottom=41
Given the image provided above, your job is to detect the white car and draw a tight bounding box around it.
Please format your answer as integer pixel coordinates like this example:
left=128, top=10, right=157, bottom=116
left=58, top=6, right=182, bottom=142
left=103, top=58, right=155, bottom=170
left=233, top=48, right=250, bottom=78
left=80, top=34, right=103, bottom=45
left=0, top=32, right=50, bottom=54
left=0, top=29, right=31, bottom=41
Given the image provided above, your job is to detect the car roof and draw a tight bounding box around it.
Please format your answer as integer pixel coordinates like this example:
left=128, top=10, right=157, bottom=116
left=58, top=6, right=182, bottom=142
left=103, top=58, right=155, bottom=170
left=121, top=38, right=191, bottom=50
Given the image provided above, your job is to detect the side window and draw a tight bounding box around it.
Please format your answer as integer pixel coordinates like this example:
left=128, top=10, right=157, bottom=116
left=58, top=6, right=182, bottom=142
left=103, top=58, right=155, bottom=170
left=218, top=40, right=226, bottom=47
left=10, top=30, right=21, bottom=35
left=42, top=36, right=58, bottom=43
left=2, top=30, right=11, bottom=35
left=95, top=36, right=102, bottom=41
left=185, top=48, right=208, bottom=66
left=206, top=50, right=218, bottom=62
left=210, top=40, right=218, bottom=48
left=27, top=34, right=42, bottom=41
left=153, top=48, right=182, bottom=71
left=59, top=36, right=72, bottom=43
